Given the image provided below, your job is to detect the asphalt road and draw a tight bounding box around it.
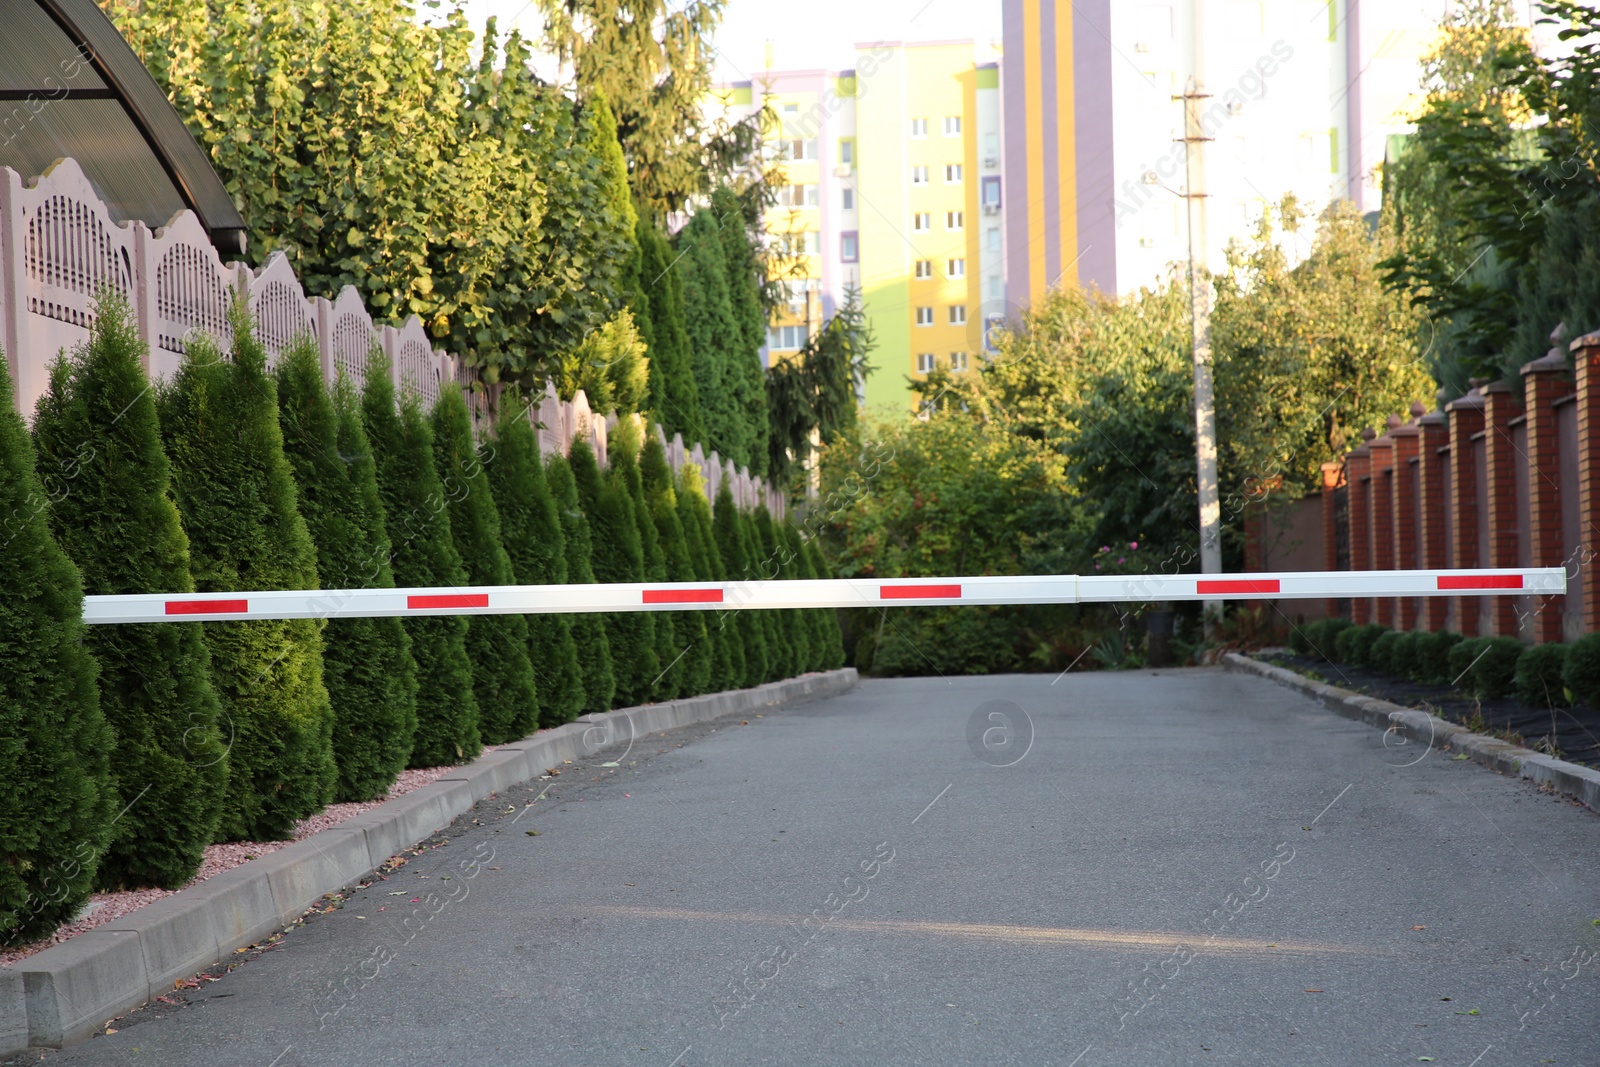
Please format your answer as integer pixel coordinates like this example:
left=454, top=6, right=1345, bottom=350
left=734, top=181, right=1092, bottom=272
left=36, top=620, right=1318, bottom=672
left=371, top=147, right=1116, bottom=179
left=19, top=668, right=1600, bottom=1066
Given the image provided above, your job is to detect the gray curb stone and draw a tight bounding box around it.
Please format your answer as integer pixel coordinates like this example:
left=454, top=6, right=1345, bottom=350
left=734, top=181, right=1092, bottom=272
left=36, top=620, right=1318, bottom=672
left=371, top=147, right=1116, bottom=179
left=1222, top=652, right=1600, bottom=812
left=2, top=668, right=858, bottom=1054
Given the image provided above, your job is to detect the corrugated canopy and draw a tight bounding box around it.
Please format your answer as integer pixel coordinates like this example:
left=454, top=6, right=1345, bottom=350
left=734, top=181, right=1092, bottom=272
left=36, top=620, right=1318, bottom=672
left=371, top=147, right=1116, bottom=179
left=0, top=0, right=247, bottom=253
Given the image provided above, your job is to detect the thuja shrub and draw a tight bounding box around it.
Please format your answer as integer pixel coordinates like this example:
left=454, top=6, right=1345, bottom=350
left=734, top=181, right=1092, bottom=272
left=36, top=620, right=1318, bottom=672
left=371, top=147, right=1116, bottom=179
left=1413, top=630, right=1463, bottom=684
left=786, top=524, right=830, bottom=673
left=1515, top=643, right=1571, bottom=709
left=678, top=463, right=741, bottom=691
left=1387, top=631, right=1420, bottom=681
left=159, top=306, right=336, bottom=841
left=714, top=485, right=767, bottom=687
left=1305, top=617, right=1352, bottom=663
left=803, top=538, right=847, bottom=669
left=432, top=387, right=539, bottom=744
left=740, top=508, right=783, bottom=682
left=546, top=451, right=617, bottom=713
left=0, top=349, right=115, bottom=944
left=1447, top=637, right=1492, bottom=694
left=754, top=505, right=806, bottom=679
left=640, top=435, right=712, bottom=697
left=611, top=427, right=680, bottom=701
left=486, top=399, right=585, bottom=727
left=363, top=361, right=481, bottom=766
left=1471, top=636, right=1524, bottom=700
left=276, top=339, right=418, bottom=801
left=32, top=294, right=227, bottom=887
left=1334, top=623, right=1387, bottom=667
left=1370, top=631, right=1404, bottom=675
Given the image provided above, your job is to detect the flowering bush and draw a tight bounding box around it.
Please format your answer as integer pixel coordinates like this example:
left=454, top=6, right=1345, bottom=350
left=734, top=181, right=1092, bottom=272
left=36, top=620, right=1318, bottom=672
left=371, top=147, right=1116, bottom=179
left=1091, top=541, right=1147, bottom=576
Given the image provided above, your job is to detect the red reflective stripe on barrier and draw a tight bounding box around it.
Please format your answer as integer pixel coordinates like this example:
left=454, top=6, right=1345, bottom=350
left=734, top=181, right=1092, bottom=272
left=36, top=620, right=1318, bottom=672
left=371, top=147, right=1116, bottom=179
left=881, top=584, right=962, bottom=600
left=408, top=594, right=489, bottom=610
left=1197, top=579, right=1280, bottom=595
left=1437, top=574, right=1522, bottom=590
left=643, top=588, right=724, bottom=604
left=165, top=599, right=248, bottom=615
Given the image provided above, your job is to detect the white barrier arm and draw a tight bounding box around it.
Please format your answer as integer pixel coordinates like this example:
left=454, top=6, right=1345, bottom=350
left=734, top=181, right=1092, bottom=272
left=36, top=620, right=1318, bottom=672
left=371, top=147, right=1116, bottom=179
left=78, top=568, right=1566, bottom=624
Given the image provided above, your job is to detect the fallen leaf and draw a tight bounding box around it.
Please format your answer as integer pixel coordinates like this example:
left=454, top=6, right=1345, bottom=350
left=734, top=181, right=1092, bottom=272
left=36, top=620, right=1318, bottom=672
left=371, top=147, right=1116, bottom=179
left=602, top=761, right=619, bottom=767
left=104, top=1028, right=118, bottom=1035
left=624, top=883, right=636, bottom=886
left=741, top=720, right=749, bottom=725
left=1304, top=989, right=1323, bottom=993
left=1452, top=754, right=1471, bottom=761
left=1454, top=1009, right=1479, bottom=1015
left=1411, top=925, right=1426, bottom=931
left=525, top=830, right=540, bottom=836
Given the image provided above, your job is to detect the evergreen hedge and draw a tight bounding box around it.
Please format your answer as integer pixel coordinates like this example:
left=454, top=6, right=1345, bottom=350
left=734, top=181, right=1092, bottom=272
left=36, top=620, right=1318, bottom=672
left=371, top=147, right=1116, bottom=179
left=31, top=296, right=227, bottom=887
left=276, top=339, right=419, bottom=800
left=1447, top=636, right=1492, bottom=693
left=159, top=307, right=336, bottom=841
left=362, top=361, right=481, bottom=766
left=753, top=505, right=804, bottom=677
left=486, top=400, right=585, bottom=726
left=713, top=483, right=767, bottom=686
left=641, top=436, right=713, bottom=696
left=570, top=436, right=659, bottom=705
left=803, top=538, right=847, bottom=669
left=1562, top=633, right=1600, bottom=709
left=612, top=429, right=682, bottom=701
left=1515, top=643, right=1571, bottom=708
left=432, top=387, right=540, bottom=744
left=1470, top=636, right=1524, bottom=700
left=637, top=224, right=703, bottom=444
left=739, top=507, right=783, bottom=681
left=1414, top=629, right=1462, bottom=683
left=546, top=450, right=618, bottom=713
left=678, top=463, right=741, bottom=691
left=1334, top=623, right=1387, bottom=667
left=0, top=351, right=115, bottom=944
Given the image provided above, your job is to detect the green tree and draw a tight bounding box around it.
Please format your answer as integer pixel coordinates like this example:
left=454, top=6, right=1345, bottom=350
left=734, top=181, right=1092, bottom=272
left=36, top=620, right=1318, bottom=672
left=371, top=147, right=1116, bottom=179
left=752, top=505, right=803, bottom=677
left=713, top=485, right=767, bottom=686
left=363, top=360, right=481, bottom=766
left=766, top=284, right=875, bottom=484
left=612, top=424, right=681, bottom=699
left=802, top=535, right=846, bottom=670
left=740, top=508, right=783, bottom=681
left=677, top=463, right=740, bottom=691
left=275, top=339, right=418, bottom=801
left=569, top=436, right=659, bottom=704
left=711, top=186, right=772, bottom=477
left=641, top=434, right=712, bottom=695
left=638, top=222, right=703, bottom=440
left=676, top=213, right=750, bottom=467
left=546, top=450, right=618, bottom=712
left=486, top=399, right=585, bottom=726
left=0, top=351, right=115, bottom=943
left=158, top=305, right=335, bottom=841
left=31, top=296, right=227, bottom=887
left=432, top=387, right=540, bottom=744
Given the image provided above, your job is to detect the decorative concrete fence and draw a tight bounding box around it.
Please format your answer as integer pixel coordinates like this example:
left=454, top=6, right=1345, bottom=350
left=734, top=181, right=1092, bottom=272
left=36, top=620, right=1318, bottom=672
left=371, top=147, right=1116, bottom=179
left=0, top=158, right=782, bottom=516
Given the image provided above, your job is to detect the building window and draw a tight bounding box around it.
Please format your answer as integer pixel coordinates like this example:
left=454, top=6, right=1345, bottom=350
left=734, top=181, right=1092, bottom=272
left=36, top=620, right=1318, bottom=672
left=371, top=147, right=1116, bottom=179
left=913, top=212, right=931, bottom=232
left=984, top=314, right=1005, bottom=352
left=986, top=226, right=1001, bottom=251
left=915, top=259, right=933, bottom=279
left=911, top=165, right=929, bottom=185
left=950, top=351, right=969, bottom=372
left=947, top=258, right=965, bottom=278
left=946, top=210, right=964, bottom=230
left=782, top=103, right=799, bottom=116
left=783, top=278, right=820, bottom=315
left=840, top=231, right=859, bottom=262
left=781, top=138, right=818, bottom=160
left=779, top=230, right=820, bottom=255
left=916, top=307, right=934, bottom=326
left=842, top=187, right=855, bottom=210
left=917, top=353, right=936, bottom=373
left=838, top=138, right=854, bottom=166
left=986, top=274, right=1002, bottom=299
left=910, top=117, right=928, bottom=138
left=981, top=176, right=1002, bottom=210
left=944, top=115, right=962, bottom=136
left=948, top=305, right=967, bottom=325
left=767, top=324, right=811, bottom=350
left=777, top=184, right=819, bottom=207
left=946, top=164, right=963, bottom=183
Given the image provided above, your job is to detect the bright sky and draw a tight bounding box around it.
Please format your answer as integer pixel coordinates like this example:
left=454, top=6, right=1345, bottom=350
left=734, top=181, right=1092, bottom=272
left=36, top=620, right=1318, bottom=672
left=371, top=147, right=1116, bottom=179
left=451, top=0, right=1004, bottom=82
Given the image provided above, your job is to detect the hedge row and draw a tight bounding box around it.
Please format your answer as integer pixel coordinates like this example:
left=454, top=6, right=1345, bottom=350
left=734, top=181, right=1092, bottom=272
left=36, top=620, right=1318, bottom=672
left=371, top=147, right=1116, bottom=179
left=1, top=297, right=842, bottom=942
left=1291, top=617, right=1600, bottom=708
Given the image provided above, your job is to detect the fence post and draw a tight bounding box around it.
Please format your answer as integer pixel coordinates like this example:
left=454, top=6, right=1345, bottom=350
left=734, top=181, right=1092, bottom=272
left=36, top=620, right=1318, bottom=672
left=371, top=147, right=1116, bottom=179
left=1347, top=431, right=1374, bottom=625
left=1522, top=344, right=1572, bottom=643
left=1447, top=387, right=1486, bottom=636
left=1417, top=403, right=1451, bottom=632
left=1571, top=330, right=1600, bottom=633
left=1391, top=407, right=1423, bottom=631
left=1369, top=426, right=1396, bottom=627
left=1482, top=381, right=1523, bottom=637
left=0, top=169, right=29, bottom=415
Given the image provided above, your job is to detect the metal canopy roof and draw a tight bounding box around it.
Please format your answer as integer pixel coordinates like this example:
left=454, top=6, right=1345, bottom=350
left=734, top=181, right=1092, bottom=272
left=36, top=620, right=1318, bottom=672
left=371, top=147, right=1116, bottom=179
left=0, top=0, right=248, bottom=254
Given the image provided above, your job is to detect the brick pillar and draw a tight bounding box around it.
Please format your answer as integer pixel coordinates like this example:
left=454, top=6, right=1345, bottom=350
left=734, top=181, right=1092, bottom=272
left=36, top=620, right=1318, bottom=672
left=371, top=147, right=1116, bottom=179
left=1347, top=435, right=1374, bottom=624
left=1522, top=351, right=1573, bottom=643
left=1321, top=462, right=1344, bottom=620
left=1417, top=409, right=1450, bottom=632
left=1482, top=382, right=1524, bottom=636
left=1391, top=420, right=1422, bottom=631
left=1572, top=331, right=1600, bottom=633
left=1370, top=433, right=1396, bottom=626
left=1447, top=388, right=1486, bottom=635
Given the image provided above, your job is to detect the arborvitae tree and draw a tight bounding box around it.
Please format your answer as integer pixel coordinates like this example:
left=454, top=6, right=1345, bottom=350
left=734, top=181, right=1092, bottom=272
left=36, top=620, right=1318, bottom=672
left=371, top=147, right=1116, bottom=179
left=739, top=507, right=783, bottom=681
left=641, top=435, right=712, bottom=696
left=570, top=436, right=659, bottom=705
left=276, top=339, right=418, bottom=801
left=754, top=505, right=806, bottom=678
left=610, top=426, right=680, bottom=700
left=676, top=213, right=749, bottom=468
left=546, top=451, right=618, bottom=712
left=0, top=351, right=115, bottom=944
left=431, top=387, right=540, bottom=744
left=804, top=538, right=847, bottom=669
left=785, top=523, right=829, bottom=673
left=31, top=295, right=226, bottom=888
left=713, top=484, right=767, bottom=687
left=711, top=186, right=771, bottom=478
left=486, top=400, right=585, bottom=726
left=639, top=223, right=702, bottom=440
left=363, top=361, right=481, bottom=766
left=158, top=305, right=335, bottom=841
left=676, top=463, right=739, bottom=691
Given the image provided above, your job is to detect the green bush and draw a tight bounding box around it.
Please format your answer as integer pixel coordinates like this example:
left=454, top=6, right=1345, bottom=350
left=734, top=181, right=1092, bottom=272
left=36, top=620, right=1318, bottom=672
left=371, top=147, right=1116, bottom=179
left=0, top=349, right=115, bottom=944
left=363, top=363, right=481, bottom=767
left=1562, top=633, right=1600, bottom=708
left=1388, top=631, right=1420, bottom=681
left=1305, top=617, right=1352, bottom=662
left=432, top=387, right=539, bottom=744
left=678, top=463, right=741, bottom=691
left=712, top=484, right=766, bottom=686
left=754, top=505, right=806, bottom=678
left=1288, top=624, right=1313, bottom=656
left=276, top=340, right=418, bottom=802
left=611, top=431, right=680, bottom=701
left=485, top=400, right=585, bottom=726
left=159, top=307, right=336, bottom=841
left=1335, top=623, right=1387, bottom=667
left=804, top=539, right=847, bottom=669
left=1515, top=643, right=1571, bottom=708
left=31, top=295, right=227, bottom=888
left=871, top=606, right=1022, bottom=677
left=1471, top=636, right=1524, bottom=700
left=545, top=451, right=618, bottom=713
left=1447, top=636, right=1491, bottom=693
left=1370, top=630, right=1404, bottom=675
left=640, top=435, right=713, bottom=697
left=853, top=628, right=878, bottom=674
left=1414, top=630, right=1464, bottom=684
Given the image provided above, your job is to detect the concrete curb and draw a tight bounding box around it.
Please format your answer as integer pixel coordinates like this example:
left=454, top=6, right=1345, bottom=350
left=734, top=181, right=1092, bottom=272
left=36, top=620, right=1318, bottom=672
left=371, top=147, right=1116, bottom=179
left=1222, top=652, right=1600, bottom=812
left=3, top=668, right=858, bottom=1054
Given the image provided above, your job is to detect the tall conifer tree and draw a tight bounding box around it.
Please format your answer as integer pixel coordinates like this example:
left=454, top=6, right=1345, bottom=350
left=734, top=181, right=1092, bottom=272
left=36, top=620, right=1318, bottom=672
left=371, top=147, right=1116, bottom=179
left=546, top=451, right=618, bottom=712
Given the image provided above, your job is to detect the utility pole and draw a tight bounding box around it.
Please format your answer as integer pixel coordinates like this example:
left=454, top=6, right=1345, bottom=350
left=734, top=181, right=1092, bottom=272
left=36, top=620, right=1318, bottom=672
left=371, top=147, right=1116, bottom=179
left=1177, top=75, right=1223, bottom=636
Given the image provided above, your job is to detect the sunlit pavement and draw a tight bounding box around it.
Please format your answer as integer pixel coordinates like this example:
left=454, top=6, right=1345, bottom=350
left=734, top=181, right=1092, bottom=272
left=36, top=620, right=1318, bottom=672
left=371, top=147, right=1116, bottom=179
left=26, top=668, right=1600, bottom=1066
